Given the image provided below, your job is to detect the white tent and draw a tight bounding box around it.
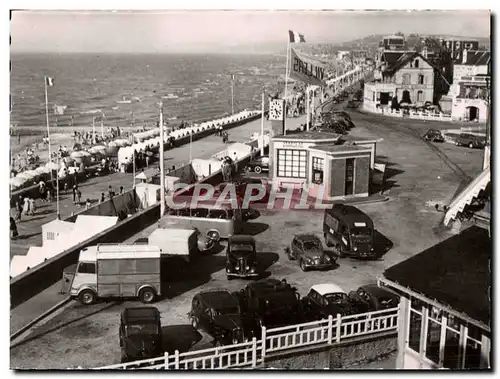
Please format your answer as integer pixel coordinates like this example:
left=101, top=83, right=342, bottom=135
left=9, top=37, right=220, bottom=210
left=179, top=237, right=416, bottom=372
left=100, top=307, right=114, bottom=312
left=41, top=218, right=75, bottom=246
left=26, top=246, right=49, bottom=266
left=10, top=255, right=29, bottom=278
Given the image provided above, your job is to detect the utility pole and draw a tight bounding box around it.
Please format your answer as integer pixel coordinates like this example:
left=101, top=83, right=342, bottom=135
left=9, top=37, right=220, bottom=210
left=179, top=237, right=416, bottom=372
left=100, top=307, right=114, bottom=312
left=260, top=91, right=265, bottom=156
left=159, top=102, right=165, bottom=217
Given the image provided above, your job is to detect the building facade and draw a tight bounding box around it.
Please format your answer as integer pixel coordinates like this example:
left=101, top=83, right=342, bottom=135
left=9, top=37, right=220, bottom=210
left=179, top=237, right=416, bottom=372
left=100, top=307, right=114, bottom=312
left=268, top=131, right=378, bottom=200
left=364, top=52, right=435, bottom=111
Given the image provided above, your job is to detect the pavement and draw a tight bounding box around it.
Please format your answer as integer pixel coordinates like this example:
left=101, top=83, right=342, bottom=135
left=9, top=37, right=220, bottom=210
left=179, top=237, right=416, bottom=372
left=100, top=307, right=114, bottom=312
left=10, top=101, right=485, bottom=369
left=10, top=114, right=307, bottom=336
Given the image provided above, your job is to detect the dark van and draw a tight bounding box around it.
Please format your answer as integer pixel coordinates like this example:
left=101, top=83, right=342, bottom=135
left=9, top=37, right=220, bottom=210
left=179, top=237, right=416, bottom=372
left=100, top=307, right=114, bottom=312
left=323, top=204, right=375, bottom=259
left=226, top=235, right=259, bottom=279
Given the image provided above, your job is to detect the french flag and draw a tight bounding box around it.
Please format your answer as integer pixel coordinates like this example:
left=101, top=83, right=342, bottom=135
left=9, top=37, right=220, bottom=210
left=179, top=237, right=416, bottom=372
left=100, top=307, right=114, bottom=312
left=289, top=30, right=306, bottom=43
left=45, top=76, right=55, bottom=86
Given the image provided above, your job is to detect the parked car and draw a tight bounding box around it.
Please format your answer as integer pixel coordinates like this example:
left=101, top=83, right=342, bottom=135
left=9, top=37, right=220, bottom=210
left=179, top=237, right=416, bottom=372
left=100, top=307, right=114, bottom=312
left=234, top=278, right=303, bottom=333
left=423, top=129, right=445, bottom=143
left=188, top=290, right=249, bottom=346
left=348, top=284, right=400, bottom=314
left=285, top=234, right=337, bottom=271
left=245, top=155, right=269, bottom=174
left=455, top=133, right=486, bottom=149
left=119, top=307, right=163, bottom=363
left=226, top=235, right=259, bottom=280
left=302, top=284, right=354, bottom=321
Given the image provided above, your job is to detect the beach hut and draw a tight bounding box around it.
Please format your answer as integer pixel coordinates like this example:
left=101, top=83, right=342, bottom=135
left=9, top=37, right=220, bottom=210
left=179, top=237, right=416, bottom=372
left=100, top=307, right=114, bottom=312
left=41, top=218, right=75, bottom=246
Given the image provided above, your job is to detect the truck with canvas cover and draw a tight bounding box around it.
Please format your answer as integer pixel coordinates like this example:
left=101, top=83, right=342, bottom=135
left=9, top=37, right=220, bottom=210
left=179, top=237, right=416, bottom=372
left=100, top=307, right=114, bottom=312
left=61, top=244, right=161, bottom=305
left=147, top=228, right=199, bottom=263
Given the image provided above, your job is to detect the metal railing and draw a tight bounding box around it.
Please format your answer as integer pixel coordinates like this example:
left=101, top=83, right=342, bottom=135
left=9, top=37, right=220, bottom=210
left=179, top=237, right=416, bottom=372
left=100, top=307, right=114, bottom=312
left=97, top=306, right=399, bottom=370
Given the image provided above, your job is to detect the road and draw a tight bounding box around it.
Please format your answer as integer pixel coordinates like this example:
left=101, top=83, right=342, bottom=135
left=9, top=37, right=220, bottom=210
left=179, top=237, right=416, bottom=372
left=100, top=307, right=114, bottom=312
left=10, top=106, right=484, bottom=369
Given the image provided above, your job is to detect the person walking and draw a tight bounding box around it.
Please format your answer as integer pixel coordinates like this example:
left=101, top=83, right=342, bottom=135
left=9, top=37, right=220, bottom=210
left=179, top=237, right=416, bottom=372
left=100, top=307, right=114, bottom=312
left=47, top=189, right=52, bottom=203
left=77, top=189, right=82, bottom=205
left=233, top=152, right=238, bottom=173
left=28, top=197, right=36, bottom=215
left=23, top=196, right=30, bottom=216
left=108, top=185, right=115, bottom=199
left=10, top=217, right=18, bottom=240
left=119, top=186, right=124, bottom=195
left=72, top=184, right=77, bottom=204
left=99, top=192, right=105, bottom=204
left=85, top=198, right=91, bottom=210
left=15, top=200, right=22, bottom=221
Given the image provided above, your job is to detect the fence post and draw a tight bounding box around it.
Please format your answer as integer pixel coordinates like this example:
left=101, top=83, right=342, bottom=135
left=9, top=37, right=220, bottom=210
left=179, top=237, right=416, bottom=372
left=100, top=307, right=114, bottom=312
left=251, top=337, right=257, bottom=368
left=327, top=314, right=333, bottom=344
left=261, top=326, right=267, bottom=360
left=174, top=350, right=180, bottom=370
left=164, top=352, right=169, bottom=370
left=335, top=313, right=342, bottom=343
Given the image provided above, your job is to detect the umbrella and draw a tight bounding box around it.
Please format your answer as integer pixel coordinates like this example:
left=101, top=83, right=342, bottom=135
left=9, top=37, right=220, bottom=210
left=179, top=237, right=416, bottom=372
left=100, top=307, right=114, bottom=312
left=135, top=172, right=147, bottom=180
left=71, top=151, right=86, bottom=158
left=46, top=161, right=59, bottom=170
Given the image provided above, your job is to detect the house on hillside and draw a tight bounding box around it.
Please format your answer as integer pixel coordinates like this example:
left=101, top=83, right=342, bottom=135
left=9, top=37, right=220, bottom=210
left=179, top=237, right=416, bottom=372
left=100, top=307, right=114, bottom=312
left=364, top=52, right=439, bottom=111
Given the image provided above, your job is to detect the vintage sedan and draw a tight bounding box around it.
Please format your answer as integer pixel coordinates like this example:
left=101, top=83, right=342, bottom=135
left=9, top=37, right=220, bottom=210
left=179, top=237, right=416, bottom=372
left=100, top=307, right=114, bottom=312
left=285, top=234, right=337, bottom=272
left=348, top=284, right=400, bottom=314
left=188, top=290, right=249, bottom=346
left=302, top=283, right=354, bottom=320
left=245, top=155, right=269, bottom=174
left=423, top=129, right=445, bottom=143
left=455, top=133, right=486, bottom=149
left=226, top=235, right=259, bottom=279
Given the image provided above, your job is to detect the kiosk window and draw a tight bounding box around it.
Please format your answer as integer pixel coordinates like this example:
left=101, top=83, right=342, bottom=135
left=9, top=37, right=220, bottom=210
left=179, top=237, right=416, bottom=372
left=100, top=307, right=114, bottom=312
left=312, top=157, right=324, bottom=184
left=277, top=149, right=307, bottom=178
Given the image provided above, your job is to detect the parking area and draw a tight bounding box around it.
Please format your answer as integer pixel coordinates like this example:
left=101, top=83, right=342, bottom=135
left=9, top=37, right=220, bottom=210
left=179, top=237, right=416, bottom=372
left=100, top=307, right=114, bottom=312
left=10, top=107, right=485, bottom=369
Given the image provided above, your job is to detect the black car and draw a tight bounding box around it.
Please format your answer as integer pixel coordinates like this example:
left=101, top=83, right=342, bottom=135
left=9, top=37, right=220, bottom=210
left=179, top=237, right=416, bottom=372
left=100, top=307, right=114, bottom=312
left=285, top=234, right=336, bottom=272
left=235, top=278, right=303, bottom=333
left=348, top=284, right=400, bottom=314
left=226, top=235, right=259, bottom=280
left=455, top=133, right=486, bottom=149
left=302, top=284, right=354, bottom=321
left=119, top=307, right=163, bottom=363
left=189, top=290, right=248, bottom=346
left=245, top=156, right=269, bottom=174
left=423, top=129, right=445, bottom=143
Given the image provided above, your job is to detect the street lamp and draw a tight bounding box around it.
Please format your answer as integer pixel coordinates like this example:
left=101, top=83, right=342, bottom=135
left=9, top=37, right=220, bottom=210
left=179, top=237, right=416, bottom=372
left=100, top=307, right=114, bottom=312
left=484, top=61, right=491, bottom=169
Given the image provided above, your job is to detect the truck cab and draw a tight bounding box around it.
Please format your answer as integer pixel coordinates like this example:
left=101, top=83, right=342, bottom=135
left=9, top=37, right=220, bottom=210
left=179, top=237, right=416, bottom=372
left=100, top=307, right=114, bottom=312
left=323, top=204, right=375, bottom=259
left=61, top=244, right=162, bottom=305
left=119, top=307, right=163, bottom=363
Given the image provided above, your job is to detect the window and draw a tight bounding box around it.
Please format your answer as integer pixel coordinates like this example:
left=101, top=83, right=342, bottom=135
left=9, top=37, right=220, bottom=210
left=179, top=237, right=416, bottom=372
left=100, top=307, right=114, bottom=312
left=47, top=232, right=55, bottom=241
left=402, top=74, right=411, bottom=85
left=414, top=59, right=419, bottom=68
left=417, top=90, right=424, bottom=103
left=277, top=149, right=307, bottom=178
left=418, top=75, right=425, bottom=85
left=312, top=157, right=324, bottom=184
left=77, top=262, right=96, bottom=274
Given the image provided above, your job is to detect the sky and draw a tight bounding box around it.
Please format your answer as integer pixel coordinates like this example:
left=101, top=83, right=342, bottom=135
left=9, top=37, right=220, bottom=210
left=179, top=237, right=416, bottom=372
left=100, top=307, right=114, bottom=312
left=10, top=10, right=491, bottom=53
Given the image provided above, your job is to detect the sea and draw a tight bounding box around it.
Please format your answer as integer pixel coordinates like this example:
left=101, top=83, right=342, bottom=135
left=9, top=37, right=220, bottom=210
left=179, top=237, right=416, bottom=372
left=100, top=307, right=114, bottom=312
left=10, top=53, right=287, bottom=133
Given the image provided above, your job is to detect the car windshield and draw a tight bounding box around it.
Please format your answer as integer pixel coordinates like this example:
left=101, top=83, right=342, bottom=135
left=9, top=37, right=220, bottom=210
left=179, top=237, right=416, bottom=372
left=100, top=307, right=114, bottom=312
left=230, top=244, right=254, bottom=253
left=351, top=226, right=371, bottom=237
left=303, top=240, right=320, bottom=250
left=216, top=307, right=239, bottom=316
left=126, top=324, right=159, bottom=336
left=324, top=293, right=347, bottom=305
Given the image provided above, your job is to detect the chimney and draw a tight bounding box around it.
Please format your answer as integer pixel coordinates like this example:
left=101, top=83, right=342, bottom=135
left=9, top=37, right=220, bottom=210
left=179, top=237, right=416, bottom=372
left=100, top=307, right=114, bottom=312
left=462, top=48, right=468, bottom=64
left=422, top=46, right=428, bottom=59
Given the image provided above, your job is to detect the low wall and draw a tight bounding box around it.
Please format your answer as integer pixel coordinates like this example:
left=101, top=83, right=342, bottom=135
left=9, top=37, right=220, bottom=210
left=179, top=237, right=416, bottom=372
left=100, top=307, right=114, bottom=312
left=362, top=103, right=453, bottom=122
left=10, top=204, right=160, bottom=309
left=263, top=332, right=397, bottom=369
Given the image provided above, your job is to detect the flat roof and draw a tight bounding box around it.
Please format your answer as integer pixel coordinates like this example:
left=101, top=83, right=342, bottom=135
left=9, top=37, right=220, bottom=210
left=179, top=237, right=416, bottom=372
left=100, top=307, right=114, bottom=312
left=273, top=131, right=341, bottom=142
left=383, top=226, right=491, bottom=326
left=340, top=135, right=382, bottom=145
left=309, top=144, right=371, bottom=154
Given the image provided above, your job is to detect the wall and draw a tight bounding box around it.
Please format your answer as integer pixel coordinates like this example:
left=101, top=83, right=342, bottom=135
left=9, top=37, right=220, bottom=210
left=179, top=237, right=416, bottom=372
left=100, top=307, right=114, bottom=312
left=263, top=333, right=397, bottom=369
left=451, top=98, right=488, bottom=122
left=453, top=64, right=488, bottom=82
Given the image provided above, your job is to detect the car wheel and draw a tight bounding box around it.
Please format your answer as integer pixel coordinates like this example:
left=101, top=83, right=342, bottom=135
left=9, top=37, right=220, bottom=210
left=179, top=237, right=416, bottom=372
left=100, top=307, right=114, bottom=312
left=191, top=316, right=199, bottom=329
left=455, top=141, right=460, bottom=146
left=139, top=287, right=156, bottom=303
left=300, top=259, right=308, bottom=272
left=469, top=143, right=474, bottom=149
left=78, top=289, right=96, bottom=305
left=254, top=166, right=262, bottom=174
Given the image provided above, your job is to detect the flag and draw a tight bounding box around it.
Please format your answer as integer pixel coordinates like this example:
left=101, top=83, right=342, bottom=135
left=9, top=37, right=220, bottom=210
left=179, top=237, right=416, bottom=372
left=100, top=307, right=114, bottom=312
left=45, top=76, right=55, bottom=86
left=288, top=48, right=327, bottom=86
left=289, top=30, right=306, bottom=43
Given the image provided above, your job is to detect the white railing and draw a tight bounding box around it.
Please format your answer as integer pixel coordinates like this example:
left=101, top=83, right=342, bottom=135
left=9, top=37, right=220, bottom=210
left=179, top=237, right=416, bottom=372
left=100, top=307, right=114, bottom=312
left=363, top=104, right=453, bottom=122
left=97, top=306, right=399, bottom=370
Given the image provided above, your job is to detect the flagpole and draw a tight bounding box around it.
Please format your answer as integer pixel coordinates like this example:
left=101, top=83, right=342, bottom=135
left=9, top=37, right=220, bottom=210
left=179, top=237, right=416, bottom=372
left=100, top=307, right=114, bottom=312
left=159, top=102, right=165, bottom=217
left=260, top=90, right=265, bottom=156
left=189, top=129, right=192, bottom=163
left=306, top=86, right=310, bottom=131
left=284, top=40, right=290, bottom=100
left=100, top=115, right=104, bottom=139
left=44, top=77, right=53, bottom=180
left=231, top=78, right=234, bottom=115
left=92, top=117, right=96, bottom=144
left=132, top=149, right=136, bottom=188
left=56, top=152, right=60, bottom=219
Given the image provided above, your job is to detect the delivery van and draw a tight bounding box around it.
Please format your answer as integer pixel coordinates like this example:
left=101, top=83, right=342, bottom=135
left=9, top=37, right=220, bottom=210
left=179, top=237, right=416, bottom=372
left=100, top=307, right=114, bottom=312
left=61, top=244, right=162, bottom=305
left=323, top=204, right=376, bottom=259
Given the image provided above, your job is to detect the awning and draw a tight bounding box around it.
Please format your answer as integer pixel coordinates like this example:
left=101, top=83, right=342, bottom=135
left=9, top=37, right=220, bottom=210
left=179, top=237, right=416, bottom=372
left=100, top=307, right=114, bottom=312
left=444, top=166, right=490, bottom=226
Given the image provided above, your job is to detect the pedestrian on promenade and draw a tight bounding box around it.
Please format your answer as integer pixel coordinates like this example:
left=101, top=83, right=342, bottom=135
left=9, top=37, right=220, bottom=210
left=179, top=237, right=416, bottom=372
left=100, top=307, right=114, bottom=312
left=23, top=197, right=30, bottom=216
left=99, top=192, right=105, bottom=204
left=72, top=184, right=77, bottom=204
left=77, top=189, right=82, bottom=205
left=28, top=197, right=36, bottom=215
left=108, top=185, right=115, bottom=199
left=120, top=186, right=124, bottom=195
left=47, top=189, right=51, bottom=203
left=145, top=155, right=150, bottom=168
left=15, top=200, right=22, bottom=221
left=85, top=198, right=91, bottom=210
left=233, top=152, right=238, bottom=173
left=10, top=217, right=18, bottom=240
